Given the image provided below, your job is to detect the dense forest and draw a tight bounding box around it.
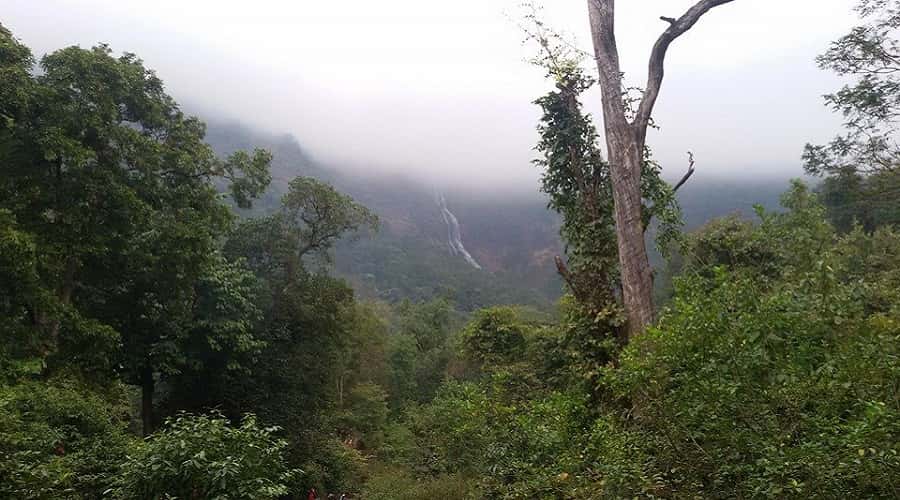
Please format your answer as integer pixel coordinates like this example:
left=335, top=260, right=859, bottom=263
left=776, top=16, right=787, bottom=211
left=1, top=0, right=899, bottom=498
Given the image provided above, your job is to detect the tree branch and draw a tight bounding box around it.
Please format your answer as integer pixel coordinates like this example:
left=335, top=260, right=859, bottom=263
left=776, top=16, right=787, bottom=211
left=633, top=0, right=737, bottom=136
left=555, top=255, right=584, bottom=300
left=672, top=151, right=696, bottom=193
left=642, top=152, right=697, bottom=233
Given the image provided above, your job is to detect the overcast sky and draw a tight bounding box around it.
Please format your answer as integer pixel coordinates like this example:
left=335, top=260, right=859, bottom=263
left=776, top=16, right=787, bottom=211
left=2, top=0, right=856, bottom=192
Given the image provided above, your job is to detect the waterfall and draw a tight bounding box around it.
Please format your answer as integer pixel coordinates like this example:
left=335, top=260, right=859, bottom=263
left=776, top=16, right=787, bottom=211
left=436, top=193, right=482, bottom=270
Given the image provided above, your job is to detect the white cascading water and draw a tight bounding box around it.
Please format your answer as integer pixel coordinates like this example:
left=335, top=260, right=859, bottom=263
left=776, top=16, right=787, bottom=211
left=436, top=193, right=482, bottom=270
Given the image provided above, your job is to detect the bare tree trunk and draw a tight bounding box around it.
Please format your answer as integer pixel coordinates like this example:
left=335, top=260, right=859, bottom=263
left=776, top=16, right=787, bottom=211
left=141, top=366, right=154, bottom=437
left=48, top=257, right=77, bottom=350
left=612, top=147, right=656, bottom=333
left=586, top=0, right=736, bottom=338
left=588, top=0, right=655, bottom=337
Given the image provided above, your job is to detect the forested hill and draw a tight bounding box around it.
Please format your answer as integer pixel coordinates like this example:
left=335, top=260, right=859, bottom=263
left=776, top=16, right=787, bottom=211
left=202, top=120, right=560, bottom=309
left=202, top=120, right=791, bottom=310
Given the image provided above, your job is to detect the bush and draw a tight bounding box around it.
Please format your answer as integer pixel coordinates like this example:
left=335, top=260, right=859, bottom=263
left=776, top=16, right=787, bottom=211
left=592, top=186, right=900, bottom=497
left=462, top=307, right=528, bottom=366
left=361, top=465, right=480, bottom=500
left=0, top=377, right=133, bottom=498
left=113, top=412, right=298, bottom=499
left=405, top=380, right=595, bottom=498
left=338, top=382, right=389, bottom=451
left=297, top=437, right=366, bottom=494
left=601, top=268, right=900, bottom=497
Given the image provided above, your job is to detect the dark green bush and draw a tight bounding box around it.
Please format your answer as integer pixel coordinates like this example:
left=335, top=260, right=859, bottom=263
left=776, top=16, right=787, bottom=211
left=0, top=377, right=133, bottom=498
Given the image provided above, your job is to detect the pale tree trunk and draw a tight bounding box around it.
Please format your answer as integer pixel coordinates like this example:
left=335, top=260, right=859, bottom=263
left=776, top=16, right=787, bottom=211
left=587, top=0, right=736, bottom=339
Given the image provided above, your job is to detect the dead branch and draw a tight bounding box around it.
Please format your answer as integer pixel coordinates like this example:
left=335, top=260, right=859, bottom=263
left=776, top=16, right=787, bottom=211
left=672, top=151, right=696, bottom=193
left=633, top=0, right=737, bottom=136
left=642, top=152, right=697, bottom=233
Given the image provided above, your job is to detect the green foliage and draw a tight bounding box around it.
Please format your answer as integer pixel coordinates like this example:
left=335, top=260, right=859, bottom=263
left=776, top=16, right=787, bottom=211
left=218, top=175, right=379, bottom=490
left=228, top=176, right=377, bottom=280
left=222, top=148, right=274, bottom=209
left=300, top=439, right=367, bottom=494
left=387, top=333, right=422, bottom=408
left=528, top=20, right=683, bottom=312
left=390, top=183, right=900, bottom=498
left=685, top=182, right=832, bottom=278
left=531, top=60, right=617, bottom=306
left=386, top=299, right=462, bottom=409
left=335, top=229, right=559, bottom=311
left=1, top=25, right=381, bottom=495
left=160, top=253, right=266, bottom=413
left=685, top=214, right=781, bottom=277
left=402, top=380, right=595, bottom=498
left=596, top=185, right=900, bottom=497
left=281, top=177, right=379, bottom=261
left=114, top=412, right=297, bottom=499
left=462, top=306, right=528, bottom=366
left=220, top=270, right=357, bottom=462
left=0, top=377, right=133, bottom=498
left=188, top=253, right=265, bottom=371
left=804, top=0, right=900, bottom=230
left=389, top=304, right=599, bottom=497
left=526, top=20, right=680, bottom=382
left=804, top=0, right=900, bottom=177
left=818, top=168, right=900, bottom=231
left=557, top=294, right=622, bottom=392
left=0, top=23, right=33, bottom=130
left=0, top=210, right=51, bottom=371
left=397, top=299, right=456, bottom=353
left=362, top=466, right=479, bottom=500
left=1, top=208, right=121, bottom=382
left=380, top=422, right=418, bottom=464
left=6, top=11, right=900, bottom=500
left=0, top=29, right=274, bottom=435
left=407, top=382, right=494, bottom=474
left=340, top=382, right=389, bottom=450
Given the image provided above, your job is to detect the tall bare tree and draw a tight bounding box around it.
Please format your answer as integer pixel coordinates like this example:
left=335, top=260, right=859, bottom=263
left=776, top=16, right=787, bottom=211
left=587, top=0, right=736, bottom=337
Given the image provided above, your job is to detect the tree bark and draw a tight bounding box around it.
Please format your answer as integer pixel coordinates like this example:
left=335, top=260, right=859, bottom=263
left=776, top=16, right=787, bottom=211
left=338, top=373, right=345, bottom=408
left=48, top=257, right=77, bottom=351
left=612, top=147, right=656, bottom=335
left=141, top=366, right=154, bottom=437
left=588, top=0, right=655, bottom=337
left=587, top=0, right=736, bottom=338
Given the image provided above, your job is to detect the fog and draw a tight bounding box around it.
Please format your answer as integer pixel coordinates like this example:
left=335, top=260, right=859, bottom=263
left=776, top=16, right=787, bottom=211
left=3, top=0, right=855, bottom=193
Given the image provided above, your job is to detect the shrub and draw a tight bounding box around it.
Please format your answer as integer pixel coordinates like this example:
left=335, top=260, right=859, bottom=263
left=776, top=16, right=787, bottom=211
left=0, top=377, right=133, bottom=498
left=113, top=412, right=297, bottom=499
left=594, top=187, right=900, bottom=497
left=361, top=465, right=480, bottom=500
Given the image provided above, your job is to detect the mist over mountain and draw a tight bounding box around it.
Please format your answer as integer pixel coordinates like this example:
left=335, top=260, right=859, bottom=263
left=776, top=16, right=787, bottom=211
left=201, top=118, right=793, bottom=311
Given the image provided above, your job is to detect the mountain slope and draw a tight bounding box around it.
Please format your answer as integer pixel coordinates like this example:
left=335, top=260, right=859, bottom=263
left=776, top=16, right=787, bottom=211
left=203, top=120, right=564, bottom=310
left=203, top=120, right=794, bottom=311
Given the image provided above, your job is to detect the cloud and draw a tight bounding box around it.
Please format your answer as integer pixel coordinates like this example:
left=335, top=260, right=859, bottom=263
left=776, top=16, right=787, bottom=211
left=2, top=0, right=856, bottom=191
